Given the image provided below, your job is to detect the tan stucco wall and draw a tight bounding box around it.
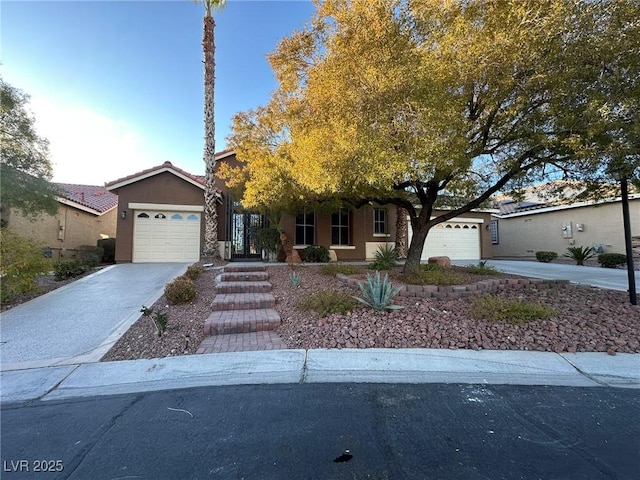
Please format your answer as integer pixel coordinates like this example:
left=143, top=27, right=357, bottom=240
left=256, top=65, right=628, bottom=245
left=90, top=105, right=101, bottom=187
left=492, top=199, right=639, bottom=258
left=6, top=205, right=117, bottom=262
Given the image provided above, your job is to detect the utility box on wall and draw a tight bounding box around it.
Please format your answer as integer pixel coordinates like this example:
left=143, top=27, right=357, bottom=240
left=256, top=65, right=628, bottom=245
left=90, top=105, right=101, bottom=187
left=562, top=222, right=572, bottom=239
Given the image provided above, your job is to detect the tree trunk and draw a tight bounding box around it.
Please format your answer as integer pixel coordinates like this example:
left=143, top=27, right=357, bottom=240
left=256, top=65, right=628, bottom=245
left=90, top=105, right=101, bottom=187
left=202, top=13, right=221, bottom=259
left=395, top=206, right=408, bottom=258
left=403, top=219, right=431, bottom=274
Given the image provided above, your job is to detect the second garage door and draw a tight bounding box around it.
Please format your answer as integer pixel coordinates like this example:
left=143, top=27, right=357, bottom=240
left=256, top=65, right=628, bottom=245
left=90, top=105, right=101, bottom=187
left=408, top=220, right=482, bottom=260
left=133, top=210, right=201, bottom=262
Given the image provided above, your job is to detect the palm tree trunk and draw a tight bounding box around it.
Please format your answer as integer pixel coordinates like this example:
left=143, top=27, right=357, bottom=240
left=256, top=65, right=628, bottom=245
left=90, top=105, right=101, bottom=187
left=202, top=13, right=221, bottom=259
left=395, top=206, right=408, bottom=258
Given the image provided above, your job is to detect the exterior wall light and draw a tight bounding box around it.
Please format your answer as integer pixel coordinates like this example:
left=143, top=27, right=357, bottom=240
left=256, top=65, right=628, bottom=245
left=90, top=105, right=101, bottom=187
left=121, top=210, right=127, bottom=219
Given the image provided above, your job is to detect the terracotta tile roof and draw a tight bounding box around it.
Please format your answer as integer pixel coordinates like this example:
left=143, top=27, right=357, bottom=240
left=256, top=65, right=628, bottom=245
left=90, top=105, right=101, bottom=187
left=55, top=183, right=118, bottom=214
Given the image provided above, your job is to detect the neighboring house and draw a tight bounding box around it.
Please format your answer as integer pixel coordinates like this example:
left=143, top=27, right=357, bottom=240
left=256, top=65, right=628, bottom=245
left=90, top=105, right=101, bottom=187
left=491, top=193, right=640, bottom=258
left=106, top=151, right=494, bottom=263
left=4, top=183, right=118, bottom=262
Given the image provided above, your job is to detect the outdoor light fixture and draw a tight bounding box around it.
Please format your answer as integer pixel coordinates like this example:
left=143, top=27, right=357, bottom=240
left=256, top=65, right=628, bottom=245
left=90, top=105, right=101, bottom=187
left=121, top=210, right=127, bottom=219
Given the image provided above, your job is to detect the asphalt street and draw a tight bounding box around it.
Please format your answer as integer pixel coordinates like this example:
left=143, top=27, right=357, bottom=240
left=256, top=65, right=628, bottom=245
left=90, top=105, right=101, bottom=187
left=2, top=383, right=638, bottom=480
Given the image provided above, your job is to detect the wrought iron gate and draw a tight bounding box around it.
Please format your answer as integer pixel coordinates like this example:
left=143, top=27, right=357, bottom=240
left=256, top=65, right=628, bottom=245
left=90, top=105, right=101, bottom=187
left=228, top=200, right=264, bottom=260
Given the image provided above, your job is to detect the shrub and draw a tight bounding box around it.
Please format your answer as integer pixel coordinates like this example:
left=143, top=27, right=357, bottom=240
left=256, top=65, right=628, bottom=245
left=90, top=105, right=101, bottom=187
left=256, top=227, right=281, bottom=259
left=564, top=246, right=596, bottom=265
left=54, top=260, right=88, bottom=281
left=465, top=260, right=499, bottom=275
left=298, top=290, right=356, bottom=317
left=320, top=263, right=362, bottom=276
left=471, top=295, right=555, bottom=324
left=164, top=275, right=196, bottom=305
left=76, top=245, right=102, bottom=268
left=97, top=238, right=116, bottom=263
left=403, top=264, right=464, bottom=285
left=185, top=264, right=204, bottom=280
left=368, top=245, right=398, bottom=270
left=598, top=253, right=626, bottom=269
left=535, top=251, right=558, bottom=263
left=0, top=228, right=52, bottom=302
left=353, top=271, right=404, bottom=311
left=301, top=245, right=330, bottom=263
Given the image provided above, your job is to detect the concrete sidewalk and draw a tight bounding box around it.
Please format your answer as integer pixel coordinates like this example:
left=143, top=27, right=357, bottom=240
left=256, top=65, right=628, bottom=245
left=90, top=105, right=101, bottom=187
left=454, top=259, right=638, bottom=292
left=0, top=263, right=188, bottom=370
left=2, top=349, right=638, bottom=404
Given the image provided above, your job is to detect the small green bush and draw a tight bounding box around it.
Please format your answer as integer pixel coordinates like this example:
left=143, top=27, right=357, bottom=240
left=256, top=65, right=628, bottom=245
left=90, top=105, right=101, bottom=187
left=54, top=260, right=88, bottom=281
left=97, top=238, right=116, bottom=263
left=256, top=227, right=281, bottom=258
left=320, top=263, right=361, bottom=276
left=298, top=290, right=356, bottom=317
left=598, top=253, right=627, bottom=269
left=164, top=275, right=196, bottom=305
left=404, top=264, right=464, bottom=285
left=368, top=245, right=398, bottom=270
left=0, top=228, right=52, bottom=302
left=535, top=251, right=558, bottom=263
left=465, top=261, right=499, bottom=275
left=353, top=271, right=404, bottom=311
left=301, top=245, right=330, bottom=263
left=185, top=264, right=204, bottom=280
left=76, top=245, right=102, bottom=268
left=564, top=246, right=596, bottom=265
left=471, top=295, right=555, bottom=324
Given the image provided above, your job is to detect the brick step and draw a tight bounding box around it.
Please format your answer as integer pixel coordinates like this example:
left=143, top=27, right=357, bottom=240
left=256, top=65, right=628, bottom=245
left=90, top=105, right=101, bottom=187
left=211, top=292, right=275, bottom=311
left=215, top=281, right=272, bottom=294
left=219, top=271, right=269, bottom=282
left=204, top=309, right=281, bottom=336
left=223, top=264, right=266, bottom=273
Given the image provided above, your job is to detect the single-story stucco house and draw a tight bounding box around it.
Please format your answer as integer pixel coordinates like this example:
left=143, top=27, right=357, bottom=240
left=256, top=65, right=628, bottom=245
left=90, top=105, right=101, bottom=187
left=491, top=193, right=640, bottom=259
left=105, top=151, right=494, bottom=263
left=3, top=183, right=118, bottom=262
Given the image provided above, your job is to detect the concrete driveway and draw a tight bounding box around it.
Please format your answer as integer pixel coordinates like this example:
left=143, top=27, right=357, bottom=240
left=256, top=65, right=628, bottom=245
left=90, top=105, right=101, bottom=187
left=453, top=259, right=639, bottom=292
left=0, top=263, right=188, bottom=370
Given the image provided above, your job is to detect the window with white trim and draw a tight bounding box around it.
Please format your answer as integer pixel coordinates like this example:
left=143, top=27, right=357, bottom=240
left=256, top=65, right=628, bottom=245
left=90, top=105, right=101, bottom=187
left=373, top=208, right=388, bottom=235
left=331, top=209, right=350, bottom=245
left=295, top=211, right=315, bottom=245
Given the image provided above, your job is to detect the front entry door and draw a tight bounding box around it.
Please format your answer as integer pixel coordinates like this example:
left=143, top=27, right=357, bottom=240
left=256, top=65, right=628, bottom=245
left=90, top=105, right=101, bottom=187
left=230, top=207, right=264, bottom=260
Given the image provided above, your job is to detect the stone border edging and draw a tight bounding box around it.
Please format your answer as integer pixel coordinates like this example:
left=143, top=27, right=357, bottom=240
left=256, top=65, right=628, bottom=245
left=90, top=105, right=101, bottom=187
left=336, top=273, right=570, bottom=300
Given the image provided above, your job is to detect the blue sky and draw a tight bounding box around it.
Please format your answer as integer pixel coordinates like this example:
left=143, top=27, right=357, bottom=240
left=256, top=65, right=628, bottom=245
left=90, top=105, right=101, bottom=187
left=1, top=0, right=315, bottom=185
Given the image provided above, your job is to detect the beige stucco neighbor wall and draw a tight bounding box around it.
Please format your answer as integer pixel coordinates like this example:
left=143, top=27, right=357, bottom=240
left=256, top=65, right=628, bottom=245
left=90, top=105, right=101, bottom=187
left=6, top=205, right=117, bottom=262
left=492, top=199, right=639, bottom=258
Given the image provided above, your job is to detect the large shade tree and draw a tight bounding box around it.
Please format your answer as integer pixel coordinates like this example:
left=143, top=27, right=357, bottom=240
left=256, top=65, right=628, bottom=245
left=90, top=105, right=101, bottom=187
left=223, top=0, right=639, bottom=273
left=195, top=0, right=226, bottom=259
left=0, top=77, right=59, bottom=223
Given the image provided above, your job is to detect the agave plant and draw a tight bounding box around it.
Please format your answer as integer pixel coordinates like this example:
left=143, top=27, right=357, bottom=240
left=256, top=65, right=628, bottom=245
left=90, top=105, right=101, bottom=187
left=564, top=246, right=596, bottom=266
left=353, top=271, right=404, bottom=311
left=290, top=271, right=302, bottom=288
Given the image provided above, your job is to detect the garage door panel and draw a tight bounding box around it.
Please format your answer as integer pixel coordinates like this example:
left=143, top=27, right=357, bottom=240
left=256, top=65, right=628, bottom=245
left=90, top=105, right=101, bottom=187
left=133, top=210, right=201, bottom=263
left=408, top=221, right=481, bottom=260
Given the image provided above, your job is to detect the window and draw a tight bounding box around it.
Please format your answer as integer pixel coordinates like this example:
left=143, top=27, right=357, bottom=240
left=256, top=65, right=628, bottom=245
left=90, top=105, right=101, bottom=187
left=295, top=211, right=315, bottom=245
left=187, top=214, right=199, bottom=221
left=137, top=212, right=149, bottom=219
left=373, top=208, right=388, bottom=235
left=490, top=220, right=499, bottom=244
left=171, top=213, right=183, bottom=220
left=331, top=209, right=350, bottom=245
left=154, top=213, right=167, bottom=219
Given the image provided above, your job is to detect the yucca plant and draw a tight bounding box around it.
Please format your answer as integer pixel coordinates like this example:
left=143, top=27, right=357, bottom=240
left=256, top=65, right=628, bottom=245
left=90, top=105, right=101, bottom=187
left=369, top=244, right=398, bottom=270
left=353, top=271, right=404, bottom=311
left=564, top=246, right=596, bottom=266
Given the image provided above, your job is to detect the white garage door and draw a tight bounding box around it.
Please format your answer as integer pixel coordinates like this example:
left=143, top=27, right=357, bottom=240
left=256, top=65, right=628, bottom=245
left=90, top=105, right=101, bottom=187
left=408, top=220, right=482, bottom=260
left=133, top=210, right=201, bottom=263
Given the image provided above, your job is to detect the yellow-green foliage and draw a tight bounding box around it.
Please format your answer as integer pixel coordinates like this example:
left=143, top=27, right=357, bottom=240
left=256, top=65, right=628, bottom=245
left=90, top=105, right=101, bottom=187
left=0, top=228, right=51, bottom=302
left=164, top=275, right=196, bottom=305
left=472, top=295, right=555, bottom=325
left=320, top=264, right=362, bottom=276
left=298, top=290, right=356, bottom=317
left=403, top=265, right=464, bottom=286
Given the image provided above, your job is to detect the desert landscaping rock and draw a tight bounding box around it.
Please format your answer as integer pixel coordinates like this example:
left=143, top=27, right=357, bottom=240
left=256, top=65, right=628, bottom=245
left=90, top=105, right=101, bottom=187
left=102, top=263, right=638, bottom=362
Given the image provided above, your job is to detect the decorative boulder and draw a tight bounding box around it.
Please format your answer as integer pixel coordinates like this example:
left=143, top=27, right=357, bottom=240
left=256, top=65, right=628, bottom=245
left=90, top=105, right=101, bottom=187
left=328, top=249, right=338, bottom=262
left=428, top=256, right=452, bottom=269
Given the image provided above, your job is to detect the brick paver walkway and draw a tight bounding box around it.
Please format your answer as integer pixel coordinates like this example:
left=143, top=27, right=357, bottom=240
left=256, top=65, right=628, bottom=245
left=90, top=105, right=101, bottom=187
left=196, top=264, right=288, bottom=354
